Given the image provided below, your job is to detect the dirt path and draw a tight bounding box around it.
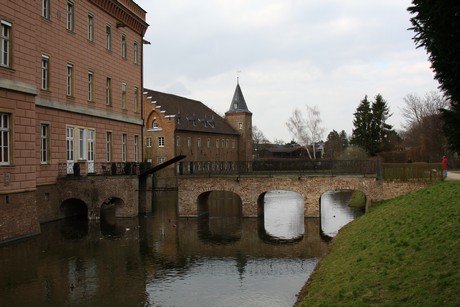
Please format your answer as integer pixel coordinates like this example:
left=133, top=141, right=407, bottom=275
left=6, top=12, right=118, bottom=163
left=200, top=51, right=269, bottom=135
left=446, top=171, right=460, bottom=181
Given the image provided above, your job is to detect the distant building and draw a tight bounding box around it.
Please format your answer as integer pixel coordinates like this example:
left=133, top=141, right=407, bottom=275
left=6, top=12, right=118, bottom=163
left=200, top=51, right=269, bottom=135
left=0, top=0, right=148, bottom=243
left=143, top=82, right=253, bottom=172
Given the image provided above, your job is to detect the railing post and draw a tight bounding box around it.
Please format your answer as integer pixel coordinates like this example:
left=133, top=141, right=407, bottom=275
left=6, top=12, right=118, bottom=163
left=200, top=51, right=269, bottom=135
left=377, top=157, right=382, bottom=180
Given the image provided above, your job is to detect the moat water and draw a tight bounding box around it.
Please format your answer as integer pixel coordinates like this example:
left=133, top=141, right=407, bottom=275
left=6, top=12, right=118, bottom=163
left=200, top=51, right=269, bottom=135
left=0, top=190, right=363, bottom=307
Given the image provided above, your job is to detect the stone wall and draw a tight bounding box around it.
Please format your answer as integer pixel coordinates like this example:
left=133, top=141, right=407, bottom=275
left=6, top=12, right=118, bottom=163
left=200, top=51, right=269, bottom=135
left=0, top=190, right=40, bottom=243
left=178, top=175, right=431, bottom=218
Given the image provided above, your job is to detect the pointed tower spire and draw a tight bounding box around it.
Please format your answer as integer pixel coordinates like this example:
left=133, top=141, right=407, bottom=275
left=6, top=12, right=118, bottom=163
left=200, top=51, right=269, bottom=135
left=226, top=82, right=251, bottom=115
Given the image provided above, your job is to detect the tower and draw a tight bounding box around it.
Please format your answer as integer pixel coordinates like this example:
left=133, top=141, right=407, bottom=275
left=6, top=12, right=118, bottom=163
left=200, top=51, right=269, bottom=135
left=225, top=81, right=253, bottom=161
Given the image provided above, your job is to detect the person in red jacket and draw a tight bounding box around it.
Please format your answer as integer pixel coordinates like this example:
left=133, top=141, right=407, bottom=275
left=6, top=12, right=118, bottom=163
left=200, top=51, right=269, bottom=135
left=442, top=156, right=448, bottom=178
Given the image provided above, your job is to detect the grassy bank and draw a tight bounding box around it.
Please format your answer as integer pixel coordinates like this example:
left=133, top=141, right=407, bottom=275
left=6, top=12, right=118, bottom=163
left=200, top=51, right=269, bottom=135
left=297, top=181, right=460, bottom=306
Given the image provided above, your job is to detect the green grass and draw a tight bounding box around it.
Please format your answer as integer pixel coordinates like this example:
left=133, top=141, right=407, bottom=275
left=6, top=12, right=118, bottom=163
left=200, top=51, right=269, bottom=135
left=297, top=181, right=460, bottom=306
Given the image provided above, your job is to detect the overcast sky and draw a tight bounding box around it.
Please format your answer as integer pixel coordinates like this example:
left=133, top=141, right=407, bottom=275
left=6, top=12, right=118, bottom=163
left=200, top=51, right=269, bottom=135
left=136, top=0, right=439, bottom=143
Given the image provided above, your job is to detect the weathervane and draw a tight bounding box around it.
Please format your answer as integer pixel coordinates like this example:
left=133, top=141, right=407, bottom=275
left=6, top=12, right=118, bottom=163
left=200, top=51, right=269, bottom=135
left=236, top=70, right=242, bottom=84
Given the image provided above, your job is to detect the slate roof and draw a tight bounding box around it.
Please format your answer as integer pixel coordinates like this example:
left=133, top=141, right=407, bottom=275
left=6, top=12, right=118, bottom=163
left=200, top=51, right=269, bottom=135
left=144, top=89, right=239, bottom=135
left=225, top=83, right=252, bottom=115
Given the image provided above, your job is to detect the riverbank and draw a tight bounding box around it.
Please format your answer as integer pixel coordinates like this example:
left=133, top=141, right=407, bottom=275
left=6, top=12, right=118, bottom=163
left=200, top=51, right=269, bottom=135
left=296, top=181, right=460, bottom=306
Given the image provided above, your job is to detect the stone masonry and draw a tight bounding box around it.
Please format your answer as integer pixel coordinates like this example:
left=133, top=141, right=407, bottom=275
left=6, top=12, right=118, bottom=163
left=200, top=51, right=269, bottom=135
left=177, top=175, right=432, bottom=217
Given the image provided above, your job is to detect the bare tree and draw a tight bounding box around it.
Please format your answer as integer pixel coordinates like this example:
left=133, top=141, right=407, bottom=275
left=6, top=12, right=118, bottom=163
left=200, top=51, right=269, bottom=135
left=286, top=105, right=325, bottom=159
left=252, top=126, right=269, bottom=159
left=400, top=91, right=449, bottom=161
left=401, top=91, right=448, bottom=128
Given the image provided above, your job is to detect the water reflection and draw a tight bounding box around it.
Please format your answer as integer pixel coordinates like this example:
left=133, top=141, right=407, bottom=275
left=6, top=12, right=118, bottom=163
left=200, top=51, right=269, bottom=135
left=0, top=191, right=332, bottom=307
left=320, top=190, right=364, bottom=239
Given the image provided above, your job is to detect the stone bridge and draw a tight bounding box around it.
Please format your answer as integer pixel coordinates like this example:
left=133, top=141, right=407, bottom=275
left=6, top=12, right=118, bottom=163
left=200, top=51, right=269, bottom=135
left=51, top=176, right=143, bottom=221
left=177, top=175, right=431, bottom=217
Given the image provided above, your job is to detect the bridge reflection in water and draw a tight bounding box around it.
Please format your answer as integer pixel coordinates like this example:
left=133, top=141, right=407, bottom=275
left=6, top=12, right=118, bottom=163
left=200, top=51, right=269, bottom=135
left=0, top=190, right=359, bottom=307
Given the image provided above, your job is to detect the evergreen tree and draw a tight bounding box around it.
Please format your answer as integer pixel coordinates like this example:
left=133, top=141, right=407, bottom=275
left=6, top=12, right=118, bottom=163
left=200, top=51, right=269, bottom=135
left=408, top=1, right=460, bottom=153
left=351, top=94, right=396, bottom=155
left=350, top=95, right=373, bottom=154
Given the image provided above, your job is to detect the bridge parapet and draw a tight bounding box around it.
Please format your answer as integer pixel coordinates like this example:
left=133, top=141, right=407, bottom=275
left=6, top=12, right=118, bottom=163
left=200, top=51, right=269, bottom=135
left=178, top=175, right=432, bottom=218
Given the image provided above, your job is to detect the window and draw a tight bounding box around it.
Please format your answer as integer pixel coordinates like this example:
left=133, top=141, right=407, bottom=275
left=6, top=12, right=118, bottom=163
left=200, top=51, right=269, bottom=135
left=216, top=139, right=219, bottom=148
left=0, top=113, right=10, bottom=165
left=226, top=139, right=229, bottom=148
left=158, top=137, right=165, bottom=147
left=66, top=1, right=74, bottom=31
left=106, top=131, right=112, bottom=162
left=66, top=64, right=74, bottom=96
left=207, top=138, right=211, bottom=148
left=187, top=137, right=191, bottom=148
left=197, top=138, right=201, bottom=148
left=88, top=71, right=94, bottom=101
left=122, top=133, right=127, bottom=162
left=134, top=135, right=139, bottom=162
left=78, top=128, right=86, bottom=160
left=146, top=137, right=152, bottom=147
left=239, top=122, right=243, bottom=130
left=66, top=127, right=74, bottom=162
left=121, top=82, right=127, bottom=109
left=176, top=136, right=180, bottom=147
left=232, top=140, right=236, bottom=149
left=121, top=34, right=127, bottom=58
left=40, top=124, right=49, bottom=164
left=105, top=25, right=111, bottom=50
left=152, top=120, right=158, bottom=129
left=41, top=55, right=49, bottom=90
left=1, top=20, right=12, bottom=68
left=87, top=129, right=94, bottom=162
left=133, top=41, right=138, bottom=64
left=87, top=14, right=94, bottom=41
left=106, top=77, right=111, bottom=105
left=134, top=87, right=139, bottom=112
left=42, top=0, right=50, bottom=19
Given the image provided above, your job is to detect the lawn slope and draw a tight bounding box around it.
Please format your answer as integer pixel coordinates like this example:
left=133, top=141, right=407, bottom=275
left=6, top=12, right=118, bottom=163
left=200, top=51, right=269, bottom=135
left=297, top=181, right=460, bottom=306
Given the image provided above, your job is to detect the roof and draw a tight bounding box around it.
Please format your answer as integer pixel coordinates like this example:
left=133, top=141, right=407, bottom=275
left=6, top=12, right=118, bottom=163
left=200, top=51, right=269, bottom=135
left=144, top=89, right=239, bottom=135
left=225, top=83, right=252, bottom=115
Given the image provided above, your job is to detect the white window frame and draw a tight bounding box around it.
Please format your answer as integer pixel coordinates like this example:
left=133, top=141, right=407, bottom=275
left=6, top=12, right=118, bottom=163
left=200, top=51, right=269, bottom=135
left=106, top=77, right=112, bottom=106
left=122, top=133, right=127, bottom=162
left=106, top=131, right=112, bottom=162
left=134, top=135, right=139, bottom=162
left=133, top=41, right=138, bottom=64
left=207, top=138, right=211, bottom=148
left=0, top=113, right=11, bottom=165
left=66, top=127, right=74, bottom=162
left=66, top=63, right=74, bottom=96
left=40, top=123, right=49, bottom=164
left=41, top=55, right=49, bottom=90
left=42, top=0, right=50, bottom=19
left=66, top=1, right=74, bottom=31
left=134, top=87, right=139, bottom=112
left=146, top=137, right=152, bottom=147
left=105, top=25, right=111, bottom=50
left=88, top=71, right=94, bottom=101
left=78, top=128, right=86, bottom=160
left=1, top=20, right=12, bottom=68
left=87, top=14, right=94, bottom=41
left=121, top=82, right=127, bottom=109
left=197, top=138, right=201, bottom=148
left=121, top=34, right=127, bottom=58
left=187, top=137, right=191, bottom=148
left=158, top=136, right=165, bottom=147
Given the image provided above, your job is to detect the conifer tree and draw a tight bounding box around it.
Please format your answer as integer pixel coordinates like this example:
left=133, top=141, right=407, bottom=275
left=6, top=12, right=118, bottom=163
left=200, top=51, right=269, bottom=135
left=350, top=95, right=373, bottom=154
left=408, top=1, right=460, bottom=153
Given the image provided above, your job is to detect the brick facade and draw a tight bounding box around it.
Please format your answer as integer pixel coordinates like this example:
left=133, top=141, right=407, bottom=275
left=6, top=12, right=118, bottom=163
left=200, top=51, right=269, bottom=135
left=0, top=0, right=148, bottom=243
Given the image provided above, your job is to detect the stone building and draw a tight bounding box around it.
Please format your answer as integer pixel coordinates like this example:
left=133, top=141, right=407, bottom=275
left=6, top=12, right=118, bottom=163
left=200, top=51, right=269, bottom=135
left=143, top=82, right=253, bottom=174
left=0, top=0, right=148, bottom=243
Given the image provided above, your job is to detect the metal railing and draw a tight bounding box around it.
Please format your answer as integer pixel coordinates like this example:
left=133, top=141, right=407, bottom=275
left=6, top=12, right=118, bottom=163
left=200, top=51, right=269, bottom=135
left=178, top=159, right=378, bottom=177
left=58, top=162, right=152, bottom=177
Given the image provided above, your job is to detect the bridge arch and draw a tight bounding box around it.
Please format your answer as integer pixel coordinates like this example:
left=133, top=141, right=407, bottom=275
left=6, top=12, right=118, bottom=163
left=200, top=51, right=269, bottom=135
left=196, top=190, right=243, bottom=243
left=60, top=198, right=88, bottom=219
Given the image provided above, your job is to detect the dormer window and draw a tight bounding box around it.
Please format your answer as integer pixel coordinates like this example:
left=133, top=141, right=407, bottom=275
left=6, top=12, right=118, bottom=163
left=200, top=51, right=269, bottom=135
left=153, top=120, right=158, bottom=129
left=234, top=103, right=238, bottom=109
